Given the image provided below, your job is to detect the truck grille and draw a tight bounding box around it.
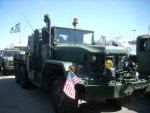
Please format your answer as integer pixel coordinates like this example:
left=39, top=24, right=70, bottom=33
left=9, top=61, right=14, bottom=66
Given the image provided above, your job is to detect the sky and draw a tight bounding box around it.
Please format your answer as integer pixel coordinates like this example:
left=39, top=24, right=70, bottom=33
left=0, top=0, right=150, bottom=50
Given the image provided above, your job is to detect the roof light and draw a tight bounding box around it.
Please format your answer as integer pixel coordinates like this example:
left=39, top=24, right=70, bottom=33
left=72, top=18, right=78, bottom=28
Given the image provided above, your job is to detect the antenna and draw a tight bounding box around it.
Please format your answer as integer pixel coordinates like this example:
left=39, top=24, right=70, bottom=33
left=22, top=13, right=34, bottom=31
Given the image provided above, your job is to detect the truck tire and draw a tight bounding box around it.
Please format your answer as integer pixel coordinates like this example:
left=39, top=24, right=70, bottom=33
left=106, top=98, right=128, bottom=109
left=106, top=96, right=132, bottom=108
left=20, top=66, right=30, bottom=89
left=14, top=64, right=20, bottom=83
left=106, top=99, right=122, bottom=108
left=52, top=79, right=78, bottom=113
left=3, top=68, right=7, bottom=75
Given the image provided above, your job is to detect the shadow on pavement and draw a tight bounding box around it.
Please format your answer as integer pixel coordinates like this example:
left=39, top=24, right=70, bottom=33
left=76, top=99, right=121, bottom=113
left=0, top=76, right=55, bottom=113
left=124, top=95, right=150, bottom=113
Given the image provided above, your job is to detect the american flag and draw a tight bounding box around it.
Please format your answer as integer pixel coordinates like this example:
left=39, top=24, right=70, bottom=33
left=63, top=70, right=80, bottom=99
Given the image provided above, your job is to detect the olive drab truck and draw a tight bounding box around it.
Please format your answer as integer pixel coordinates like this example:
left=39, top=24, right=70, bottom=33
left=136, top=34, right=150, bottom=95
left=14, top=14, right=147, bottom=113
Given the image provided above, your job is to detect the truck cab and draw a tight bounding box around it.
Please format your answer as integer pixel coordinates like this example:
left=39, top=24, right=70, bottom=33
left=136, top=34, right=150, bottom=93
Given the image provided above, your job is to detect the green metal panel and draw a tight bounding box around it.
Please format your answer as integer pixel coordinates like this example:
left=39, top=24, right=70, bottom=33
left=85, top=79, right=147, bottom=99
left=44, top=60, right=73, bottom=73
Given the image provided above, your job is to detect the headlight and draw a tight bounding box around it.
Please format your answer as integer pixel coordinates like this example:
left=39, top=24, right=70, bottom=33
left=69, top=64, right=85, bottom=74
left=78, top=65, right=84, bottom=73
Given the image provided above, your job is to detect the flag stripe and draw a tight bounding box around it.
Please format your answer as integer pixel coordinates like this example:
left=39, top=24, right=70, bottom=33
left=63, top=81, right=75, bottom=99
left=72, top=76, right=80, bottom=84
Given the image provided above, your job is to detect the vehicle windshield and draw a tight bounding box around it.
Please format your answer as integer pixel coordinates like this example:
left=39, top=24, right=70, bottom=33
left=3, top=51, right=20, bottom=57
left=126, top=47, right=132, bottom=52
left=105, top=53, right=128, bottom=70
left=55, top=27, right=94, bottom=44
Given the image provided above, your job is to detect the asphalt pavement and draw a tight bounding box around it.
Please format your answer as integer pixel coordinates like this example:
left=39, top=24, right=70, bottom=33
left=0, top=75, right=150, bottom=113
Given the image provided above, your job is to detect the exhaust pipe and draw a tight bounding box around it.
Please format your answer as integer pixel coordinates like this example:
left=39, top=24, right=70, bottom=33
left=44, top=14, right=51, bottom=44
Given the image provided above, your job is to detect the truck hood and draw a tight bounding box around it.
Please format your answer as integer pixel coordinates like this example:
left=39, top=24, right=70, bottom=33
left=106, top=46, right=128, bottom=54
left=57, top=44, right=105, bottom=53
left=57, top=44, right=128, bottom=54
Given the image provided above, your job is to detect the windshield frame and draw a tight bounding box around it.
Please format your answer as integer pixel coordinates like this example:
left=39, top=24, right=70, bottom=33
left=3, top=50, right=20, bottom=57
left=53, top=27, right=94, bottom=45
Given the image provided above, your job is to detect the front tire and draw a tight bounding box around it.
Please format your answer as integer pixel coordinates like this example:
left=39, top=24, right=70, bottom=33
left=3, top=68, right=7, bottom=75
left=106, top=99, right=122, bottom=108
left=106, top=96, right=132, bottom=108
left=52, top=79, right=78, bottom=113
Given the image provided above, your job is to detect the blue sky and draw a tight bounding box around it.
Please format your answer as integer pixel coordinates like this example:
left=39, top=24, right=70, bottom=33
left=0, top=0, right=150, bottom=49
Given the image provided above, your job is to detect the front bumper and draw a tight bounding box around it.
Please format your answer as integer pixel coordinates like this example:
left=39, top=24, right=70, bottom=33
left=84, top=79, right=147, bottom=99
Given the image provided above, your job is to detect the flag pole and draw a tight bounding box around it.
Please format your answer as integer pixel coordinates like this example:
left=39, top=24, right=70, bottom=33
left=20, top=31, right=22, bottom=46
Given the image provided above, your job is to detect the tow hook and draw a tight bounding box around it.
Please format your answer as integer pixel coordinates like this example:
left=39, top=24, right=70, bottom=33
left=120, top=79, right=133, bottom=94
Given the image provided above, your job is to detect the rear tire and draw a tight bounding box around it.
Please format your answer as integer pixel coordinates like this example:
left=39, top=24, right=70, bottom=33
left=20, top=66, right=30, bottom=89
left=52, top=79, right=78, bottom=113
left=15, top=64, right=20, bottom=83
left=3, top=68, right=7, bottom=75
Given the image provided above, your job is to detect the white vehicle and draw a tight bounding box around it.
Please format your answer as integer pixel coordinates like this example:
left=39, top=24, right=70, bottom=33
left=108, top=39, right=136, bottom=55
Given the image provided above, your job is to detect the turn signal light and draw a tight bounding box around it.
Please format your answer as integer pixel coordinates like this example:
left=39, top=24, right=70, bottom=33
left=69, top=65, right=76, bottom=73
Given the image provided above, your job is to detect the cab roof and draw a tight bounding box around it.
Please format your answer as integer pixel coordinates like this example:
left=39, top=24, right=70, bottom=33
left=51, top=26, right=94, bottom=33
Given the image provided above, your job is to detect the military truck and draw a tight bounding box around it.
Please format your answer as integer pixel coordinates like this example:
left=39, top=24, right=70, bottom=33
left=136, top=34, right=150, bottom=94
left=0, top=51, right=3, bottom=72
left=14, top=14, right=147, bottom=113
left=2, top=48, right=21, bottom=75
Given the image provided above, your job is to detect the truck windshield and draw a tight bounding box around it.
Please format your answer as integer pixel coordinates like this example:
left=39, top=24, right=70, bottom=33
left=3, top=51, right=20, bottom=57
left=126, top=47, right=132, bottom=52
left=55, top=27, right=94, bottom=44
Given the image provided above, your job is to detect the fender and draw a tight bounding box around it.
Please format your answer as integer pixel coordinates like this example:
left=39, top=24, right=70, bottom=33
left=40, top=60, right=73, bottom=90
